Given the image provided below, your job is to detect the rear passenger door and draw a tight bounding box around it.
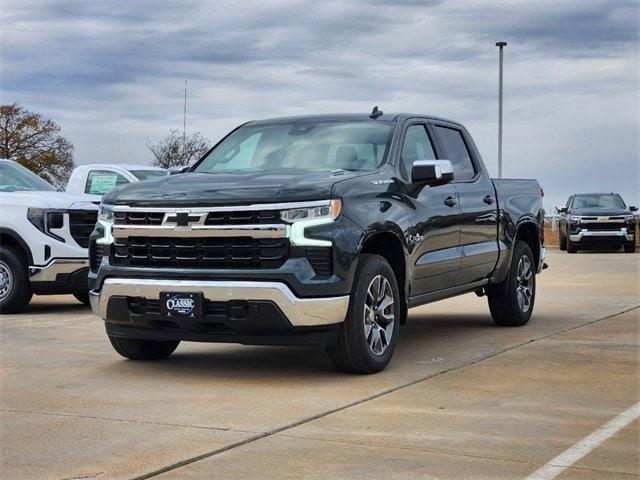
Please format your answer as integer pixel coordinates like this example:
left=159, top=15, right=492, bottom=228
left=431, top=123, right=498, bottom=286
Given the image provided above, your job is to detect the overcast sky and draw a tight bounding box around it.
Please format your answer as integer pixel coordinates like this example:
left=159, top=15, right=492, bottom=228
left=1, top=0, right=638, bottom=209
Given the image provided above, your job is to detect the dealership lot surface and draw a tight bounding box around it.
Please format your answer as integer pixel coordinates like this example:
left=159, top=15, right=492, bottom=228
left=1, top=250, right=638, bottom=480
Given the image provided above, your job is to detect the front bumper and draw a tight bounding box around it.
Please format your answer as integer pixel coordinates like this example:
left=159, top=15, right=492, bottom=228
left=29, top=259, right=90, bottom=295
left=569, top=229, right=634, bottom=242
left=30, top=258, right=89, bottom=282
left=90, top=278, right=349, bottom=327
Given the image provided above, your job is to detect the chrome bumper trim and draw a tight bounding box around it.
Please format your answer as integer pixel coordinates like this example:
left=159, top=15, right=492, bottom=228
left=91, top=278, right=349, bottom=327
left=29, top=259, right=89, bottom=282
left=112, top=224, right=287, bottom=238
left=570, top=229, right=634, bottom=242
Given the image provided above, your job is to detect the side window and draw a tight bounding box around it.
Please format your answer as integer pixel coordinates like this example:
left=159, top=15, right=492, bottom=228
left=433, top=126, right=476, bottom=181
left=400, top=124, right=436, bottom=179
left=85, top=170, right=129, bottom=195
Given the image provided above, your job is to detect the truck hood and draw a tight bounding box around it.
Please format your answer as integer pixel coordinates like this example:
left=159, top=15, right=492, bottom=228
left=103, top=170, right=362, bottom=206
left=0, top=190, right=101, bottom=209
left=570, top=207, right=633, bottom=217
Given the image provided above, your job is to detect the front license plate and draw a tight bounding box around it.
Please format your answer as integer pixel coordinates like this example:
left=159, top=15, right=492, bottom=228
left=160, top=292, right=203, bottom=318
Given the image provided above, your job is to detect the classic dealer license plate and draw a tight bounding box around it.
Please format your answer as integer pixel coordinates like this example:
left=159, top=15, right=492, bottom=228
left=160, top=292, right=204, bottom=317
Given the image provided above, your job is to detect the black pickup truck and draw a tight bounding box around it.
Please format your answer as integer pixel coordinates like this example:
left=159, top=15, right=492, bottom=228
left=89, top=112, right=545, bottom=373
left=556, top=193, right=637, bottom=253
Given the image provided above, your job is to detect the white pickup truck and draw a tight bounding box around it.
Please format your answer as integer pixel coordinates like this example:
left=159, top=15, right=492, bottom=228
left=0, top=160, right=100, bottom=313
left=66, top=164, right=168, bottom=196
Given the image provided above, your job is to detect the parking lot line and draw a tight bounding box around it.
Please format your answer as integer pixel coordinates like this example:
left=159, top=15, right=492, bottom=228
left=525, top=402, right=640, bottom=480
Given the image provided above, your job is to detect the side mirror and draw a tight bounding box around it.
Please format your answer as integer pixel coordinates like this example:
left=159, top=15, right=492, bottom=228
left=556, top=206, right=568, bottom=214
left=411, top=160, right=454, bottom=185
left=630, top=206, right=638, bottom=212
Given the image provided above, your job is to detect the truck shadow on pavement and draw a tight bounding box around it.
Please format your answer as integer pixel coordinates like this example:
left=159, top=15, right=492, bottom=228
left=97, top=312, right=498, bottom=379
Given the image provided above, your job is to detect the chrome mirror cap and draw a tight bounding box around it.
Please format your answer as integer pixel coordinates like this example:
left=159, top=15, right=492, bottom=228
left=411, top=159, right=454, bottom=185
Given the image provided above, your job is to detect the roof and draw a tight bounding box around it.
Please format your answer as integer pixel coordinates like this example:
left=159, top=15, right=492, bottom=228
left=572, top=192, right=621, bottom=196
left=247, top=112, right=463, bottom=127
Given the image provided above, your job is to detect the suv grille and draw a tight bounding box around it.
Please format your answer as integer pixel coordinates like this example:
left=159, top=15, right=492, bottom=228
left=112, top=236, right=289, bottom=269
left=69, top=210, right=98, bottom=248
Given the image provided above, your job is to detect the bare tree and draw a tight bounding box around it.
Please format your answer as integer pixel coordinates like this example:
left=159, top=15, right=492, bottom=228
left=146, top=129, right=211, bottom=168
left=0, top=103, right=75, bottom=188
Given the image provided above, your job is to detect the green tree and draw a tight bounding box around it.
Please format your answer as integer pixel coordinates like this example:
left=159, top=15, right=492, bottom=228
left=0, top=103, right=75, bottom=188
left=146, top=129, right=211, bottom=168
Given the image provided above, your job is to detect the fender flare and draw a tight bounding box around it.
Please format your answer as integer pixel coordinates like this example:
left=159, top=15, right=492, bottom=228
left=0, top=227, right=34, bottom=265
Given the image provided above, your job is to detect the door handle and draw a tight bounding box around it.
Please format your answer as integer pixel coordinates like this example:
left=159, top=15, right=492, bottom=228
left=483, top=195, right=494, bottom=205
left=444, top=196, right=457, bottom=207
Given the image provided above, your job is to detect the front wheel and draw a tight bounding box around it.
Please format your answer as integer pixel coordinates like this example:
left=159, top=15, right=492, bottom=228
left=73, top=291, right=91, bottom=305
left=326, top=254, right=401, bottom=374
left=566, top=236, right=578, bottom=253
left=487, top=240, right=536, bottom=327
left=108, top=336, right=180, bottom=360
left=559, top=234, right=567, bottom=251
left=0, top=246, right=33, bottom=314
left=624, top=243, right=636, bottom=253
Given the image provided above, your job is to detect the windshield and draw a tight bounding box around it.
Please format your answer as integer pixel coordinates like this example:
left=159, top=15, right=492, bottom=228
left=194, top=121, right=394, bottom=174
left=572, top=194, right=626, bottom=210
left=0, top=161, right=55, bottom=192
left=131, top=170, right=169, bottom=181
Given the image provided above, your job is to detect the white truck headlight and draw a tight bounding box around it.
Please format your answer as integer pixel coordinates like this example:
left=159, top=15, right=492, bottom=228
left=280, top=199, right=342, bottom=223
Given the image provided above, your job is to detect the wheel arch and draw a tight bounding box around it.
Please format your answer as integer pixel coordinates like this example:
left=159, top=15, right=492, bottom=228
left=359, top=230, right=409, bottom=324
left=0, top=228, right=33, bottom=266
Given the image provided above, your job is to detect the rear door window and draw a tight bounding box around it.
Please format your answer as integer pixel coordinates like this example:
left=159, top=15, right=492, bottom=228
left=433, top=126, right=476, bottom=181
left=85, top=170, right=130, bottom=195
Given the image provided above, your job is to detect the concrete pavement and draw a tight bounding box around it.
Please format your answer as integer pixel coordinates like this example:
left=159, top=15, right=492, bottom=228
left=1, top=250, right=638, bottom=479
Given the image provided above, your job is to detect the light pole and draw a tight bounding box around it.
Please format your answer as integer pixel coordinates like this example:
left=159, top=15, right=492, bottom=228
left=496, top=41, right=507, bottom=179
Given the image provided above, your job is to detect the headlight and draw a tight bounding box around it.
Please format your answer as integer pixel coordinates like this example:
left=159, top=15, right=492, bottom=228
left=568, top=215, right=582, bottom=223
left=27, top=207, right=65, bottom=241
left=280, top=199, right=342, bottom=223
left=98, top=204, right=114, bottom=223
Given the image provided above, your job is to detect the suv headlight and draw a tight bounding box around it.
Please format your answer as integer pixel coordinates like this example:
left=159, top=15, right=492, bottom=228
left=98, top=204, right=114, bottom=223
left=280, top=199, right=342, bottom=223
left=568, top=215, right=582, bottom=223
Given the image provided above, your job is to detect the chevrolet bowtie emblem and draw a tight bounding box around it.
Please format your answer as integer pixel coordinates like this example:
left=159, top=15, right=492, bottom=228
left=163, top=212, right=205, bottom=227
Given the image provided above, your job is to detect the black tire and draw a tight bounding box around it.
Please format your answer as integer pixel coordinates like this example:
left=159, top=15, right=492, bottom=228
left=566, top=236, right=578, bottom=253
left=624, top=243, right=636, bottom=253
left=73, top=291, right=91, bottom=305
left=559, top=234, right=567, bottom=251
left=0, top=246, right=33, bottom=314
left=108, top=336, right=180, bottom=360
left=487, top=241, right=536, bottom=327
left=325, top=254, right=401, bottom=374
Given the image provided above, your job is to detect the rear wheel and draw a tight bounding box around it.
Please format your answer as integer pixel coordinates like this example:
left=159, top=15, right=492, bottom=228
left=108, top=336, right=180, bottom=360
left=487, top=240, right=536, bottom=327
left=326, top=254, right=400, bottom=374
left=0, top=246, right=33, bottom=314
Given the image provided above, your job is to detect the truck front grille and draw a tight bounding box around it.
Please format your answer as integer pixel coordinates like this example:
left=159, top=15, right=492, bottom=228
left=69, top=210, right=98, bottom=248
left=112, top=236, right=289, bottom=269
left=581, top=222, right=624, bottom=231
left=90, top=242, right=105, bottom=272
left=113, top=210, right=283, bottom=226
left=305, top=247, right=333, bottom=276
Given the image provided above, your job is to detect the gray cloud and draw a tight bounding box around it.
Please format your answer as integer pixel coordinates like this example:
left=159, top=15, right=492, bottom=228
left=1, top=0, right=638, bottom=209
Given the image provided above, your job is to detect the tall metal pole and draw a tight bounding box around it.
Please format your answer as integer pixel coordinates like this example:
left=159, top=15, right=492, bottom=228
left=495, top=42, right=507, bottom=178
left=183, top=80, right=187, bottom=154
